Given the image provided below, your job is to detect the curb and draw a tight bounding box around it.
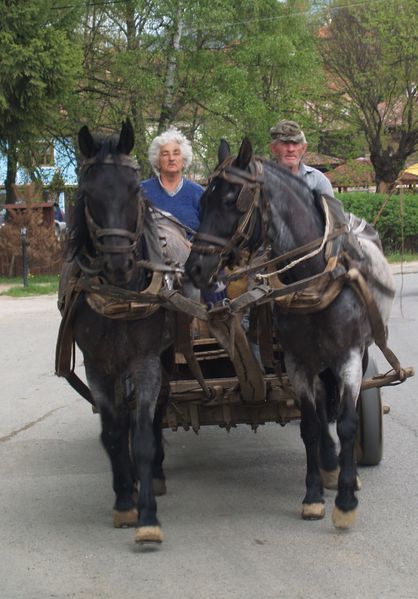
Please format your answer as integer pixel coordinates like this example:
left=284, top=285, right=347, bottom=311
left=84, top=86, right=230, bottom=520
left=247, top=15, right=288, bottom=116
left=390, top=261, right=418, bottom=275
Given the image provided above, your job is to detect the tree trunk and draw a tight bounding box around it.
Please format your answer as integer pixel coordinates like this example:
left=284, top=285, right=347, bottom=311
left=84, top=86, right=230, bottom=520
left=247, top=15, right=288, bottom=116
left=5, top=142, right=18, bottom=203
left=124, top=0, right=149, bottom=175
left=376, top=180, right=392, bottom=194
left=370, top=144, right=408, bottom=194
left=158, top=6, right=183, bottom=134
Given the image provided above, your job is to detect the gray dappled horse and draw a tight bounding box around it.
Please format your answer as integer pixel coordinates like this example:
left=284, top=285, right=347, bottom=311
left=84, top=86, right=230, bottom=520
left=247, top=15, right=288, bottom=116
left=186, top=138, right=395, bottom=529
left=58, top=121, right=168, bottom=544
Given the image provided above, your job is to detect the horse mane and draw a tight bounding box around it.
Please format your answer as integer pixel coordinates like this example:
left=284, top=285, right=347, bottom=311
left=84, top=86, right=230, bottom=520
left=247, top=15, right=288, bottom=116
left=263, top=159, right=318, bottom=205
left=65, top=189, right=90, bottom=260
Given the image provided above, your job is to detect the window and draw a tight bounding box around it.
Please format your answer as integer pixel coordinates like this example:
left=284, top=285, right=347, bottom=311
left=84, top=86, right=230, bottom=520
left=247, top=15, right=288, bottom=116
left=33, top=142, right=55, bottom=167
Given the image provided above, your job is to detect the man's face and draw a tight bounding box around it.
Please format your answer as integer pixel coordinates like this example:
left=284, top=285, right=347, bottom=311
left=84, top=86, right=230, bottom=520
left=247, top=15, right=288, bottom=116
left=270, top=139, right=307, bottom=173
left=158, top=142, right=184, bottom=177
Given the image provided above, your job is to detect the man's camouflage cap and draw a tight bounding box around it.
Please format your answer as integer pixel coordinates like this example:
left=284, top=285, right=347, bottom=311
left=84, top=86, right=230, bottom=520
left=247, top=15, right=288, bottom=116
left=270, top=120, right=306, bottom=143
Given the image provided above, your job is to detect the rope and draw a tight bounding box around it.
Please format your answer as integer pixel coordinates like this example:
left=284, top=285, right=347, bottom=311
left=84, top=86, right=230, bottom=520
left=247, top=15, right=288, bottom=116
left=257, top=196, right=332, bottom=279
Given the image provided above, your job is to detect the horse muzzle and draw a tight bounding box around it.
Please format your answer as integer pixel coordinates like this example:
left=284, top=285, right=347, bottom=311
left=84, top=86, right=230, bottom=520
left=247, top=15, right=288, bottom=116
left=103, top=253, right=136, bottom=286
left=185, top=252, right=219, bottom=289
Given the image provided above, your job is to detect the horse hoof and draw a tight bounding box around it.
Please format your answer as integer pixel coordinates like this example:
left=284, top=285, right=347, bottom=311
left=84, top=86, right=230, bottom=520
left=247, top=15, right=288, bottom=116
left=135, top=526, right=164, bottom=544
left=332, top=506, right=357, bottom=529
left=113, top=508, right=138, bottom=528
left=153, top=478, right=167, bottom=496
left=302, top=503, right=325, bottom=520
left=320, top=468, right=339, bottom=490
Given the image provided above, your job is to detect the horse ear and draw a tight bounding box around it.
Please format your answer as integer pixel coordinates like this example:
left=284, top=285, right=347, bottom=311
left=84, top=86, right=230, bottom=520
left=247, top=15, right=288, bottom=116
left=218, top=139, right=231, bottom=164
left=235, top=137, right=252, bottom=170
left=78, top=125, right=98, bottom=158
left=117, top=119, right=135, bottom=155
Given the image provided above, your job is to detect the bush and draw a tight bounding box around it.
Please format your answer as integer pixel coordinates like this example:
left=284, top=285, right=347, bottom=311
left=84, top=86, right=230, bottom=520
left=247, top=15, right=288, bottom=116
left=0, top=207, right=64, bottom=276
left=336, top=192, right=418, bottom=253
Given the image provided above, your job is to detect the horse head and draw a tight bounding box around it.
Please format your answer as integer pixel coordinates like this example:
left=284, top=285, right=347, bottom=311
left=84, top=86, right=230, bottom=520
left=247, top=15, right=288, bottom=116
left=71, top=120, right=144, bottom=286
left=186, top=137, right=262, bottom=289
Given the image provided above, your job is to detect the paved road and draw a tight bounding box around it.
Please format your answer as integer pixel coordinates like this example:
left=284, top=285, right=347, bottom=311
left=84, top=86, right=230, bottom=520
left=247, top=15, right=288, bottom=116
left=0, top=273, right=417, bottom=599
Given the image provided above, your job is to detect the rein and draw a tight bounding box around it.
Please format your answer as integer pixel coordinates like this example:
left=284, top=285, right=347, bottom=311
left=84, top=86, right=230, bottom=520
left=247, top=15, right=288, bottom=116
left=191, top=157, right=349, bottom=283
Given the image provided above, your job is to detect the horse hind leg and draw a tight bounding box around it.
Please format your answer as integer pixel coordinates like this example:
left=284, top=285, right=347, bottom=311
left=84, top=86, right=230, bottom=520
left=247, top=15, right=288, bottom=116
left=151, top=379, right=170, bottom=496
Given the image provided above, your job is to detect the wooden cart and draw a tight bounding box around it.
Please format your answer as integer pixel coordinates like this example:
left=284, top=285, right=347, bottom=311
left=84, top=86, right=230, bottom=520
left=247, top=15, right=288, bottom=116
left=163, top=311, right=414, bottom=467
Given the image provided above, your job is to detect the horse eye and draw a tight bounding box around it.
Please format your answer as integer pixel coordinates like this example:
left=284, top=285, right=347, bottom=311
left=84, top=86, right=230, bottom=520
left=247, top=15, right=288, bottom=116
left=224, top=191, right=238, bottom=207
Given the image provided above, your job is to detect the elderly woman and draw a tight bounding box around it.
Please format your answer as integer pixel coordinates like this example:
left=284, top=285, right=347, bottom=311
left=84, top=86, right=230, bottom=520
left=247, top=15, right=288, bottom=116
left=141, top=127, right=227, bottom=307
left=141, top=126, right=203, bottom=235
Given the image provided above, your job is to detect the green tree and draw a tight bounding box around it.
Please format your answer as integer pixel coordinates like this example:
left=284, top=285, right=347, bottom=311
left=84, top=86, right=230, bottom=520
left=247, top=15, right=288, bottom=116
left=0, top=0, right=82, bottom=201
left=318, top=0, right=418, bottom=192
left=70, top=0, right=323, bottom=176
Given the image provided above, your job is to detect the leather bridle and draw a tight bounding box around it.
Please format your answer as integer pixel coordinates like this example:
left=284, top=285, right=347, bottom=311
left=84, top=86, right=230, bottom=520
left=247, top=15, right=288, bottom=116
left=80, top=155, right=145, bottom=258
left=192, top=157, right=265, bottom=268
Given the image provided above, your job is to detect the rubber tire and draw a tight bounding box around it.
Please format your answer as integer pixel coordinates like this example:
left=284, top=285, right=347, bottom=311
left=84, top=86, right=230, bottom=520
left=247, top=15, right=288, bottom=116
left=356, top=358, right=383, bottom=466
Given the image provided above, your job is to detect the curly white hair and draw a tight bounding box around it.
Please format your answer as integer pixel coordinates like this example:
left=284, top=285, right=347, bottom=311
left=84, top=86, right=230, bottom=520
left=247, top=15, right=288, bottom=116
left=148, top=126, right=193, bottom=175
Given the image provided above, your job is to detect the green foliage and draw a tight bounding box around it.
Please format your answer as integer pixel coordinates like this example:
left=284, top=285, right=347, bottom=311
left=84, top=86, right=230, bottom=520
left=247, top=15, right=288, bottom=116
left=68, top=0, right=324, bottom=175
left=319, top=128, right=365, bottom=160
left=0, top=1, right=82, bottom=144
left=318, top=0, right=418, bottom=188
left=336, top=192, right=418, bottom=252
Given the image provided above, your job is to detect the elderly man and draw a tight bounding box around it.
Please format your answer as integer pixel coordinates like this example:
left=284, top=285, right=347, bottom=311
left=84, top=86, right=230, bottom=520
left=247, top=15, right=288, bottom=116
left=269, top=119, right=382, bottom=250
left=269, top=120, right=335, bottom=196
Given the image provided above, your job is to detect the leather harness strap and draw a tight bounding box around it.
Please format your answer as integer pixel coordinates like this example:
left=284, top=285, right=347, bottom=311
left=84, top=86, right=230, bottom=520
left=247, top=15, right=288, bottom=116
left=55, top=279, right=96, bottom=406
left=345, top=267, right=405, bottom=379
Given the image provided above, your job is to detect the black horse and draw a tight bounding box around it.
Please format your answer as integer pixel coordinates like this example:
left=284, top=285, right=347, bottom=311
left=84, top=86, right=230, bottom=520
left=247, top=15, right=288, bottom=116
left=58, top=121, right=168, bottom=543
left=186, top=138, right=395, bottom=529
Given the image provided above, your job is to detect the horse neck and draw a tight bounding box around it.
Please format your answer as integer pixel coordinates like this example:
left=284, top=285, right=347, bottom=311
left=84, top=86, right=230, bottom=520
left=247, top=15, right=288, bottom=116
left=263, top=166, right=327, bottom=279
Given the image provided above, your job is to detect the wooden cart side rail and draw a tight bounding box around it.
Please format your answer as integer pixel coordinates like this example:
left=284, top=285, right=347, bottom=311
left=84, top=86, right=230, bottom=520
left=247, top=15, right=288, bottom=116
left=168, top=366, right=415, bottom=407
left=360, top=366, right=414, bottom=390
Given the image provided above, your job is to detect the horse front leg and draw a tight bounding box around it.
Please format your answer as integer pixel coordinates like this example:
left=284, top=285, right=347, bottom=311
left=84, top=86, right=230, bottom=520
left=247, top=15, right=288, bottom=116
left=286, top=358, right=325, bottom=520
left=85, top=366, right=138, bottom=528
left=300, top=392, right=326, bottom=520
left=131, top=355, right=163, bottom=544
left=333, top=352, right=362, bottom=529
left=316, top=375, right=339, bottom=490
left=100, top=407, right=138, bottom=528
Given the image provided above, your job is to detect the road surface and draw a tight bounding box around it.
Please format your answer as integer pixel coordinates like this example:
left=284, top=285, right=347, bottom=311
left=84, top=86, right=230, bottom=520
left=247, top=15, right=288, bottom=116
left=0, top=272, right=417, bottom=599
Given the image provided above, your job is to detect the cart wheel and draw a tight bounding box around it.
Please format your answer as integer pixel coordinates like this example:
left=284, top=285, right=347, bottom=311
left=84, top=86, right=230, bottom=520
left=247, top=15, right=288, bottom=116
left=356, top=358, right=383, bottom=466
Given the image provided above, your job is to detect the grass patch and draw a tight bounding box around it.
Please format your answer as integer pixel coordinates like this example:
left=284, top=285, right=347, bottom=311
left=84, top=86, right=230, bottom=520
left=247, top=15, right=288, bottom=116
left=386, top=252, right=418, bottom=263
left=0, top=274, right=59, bottom=297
